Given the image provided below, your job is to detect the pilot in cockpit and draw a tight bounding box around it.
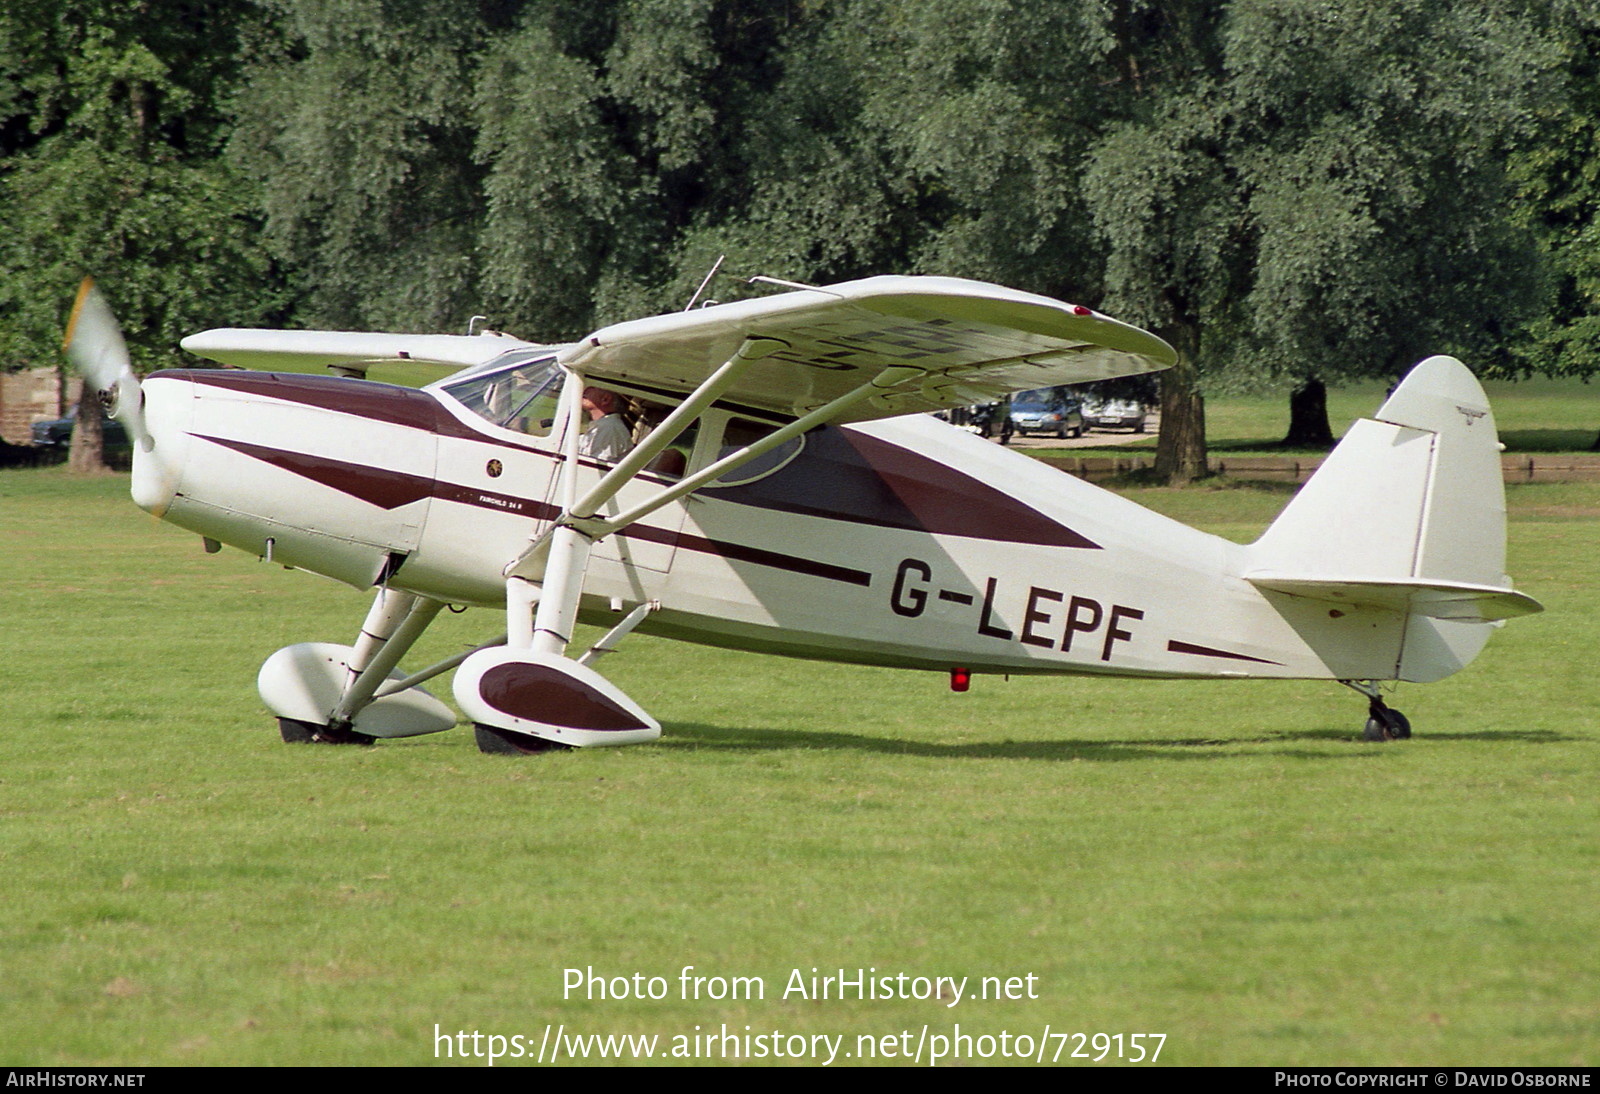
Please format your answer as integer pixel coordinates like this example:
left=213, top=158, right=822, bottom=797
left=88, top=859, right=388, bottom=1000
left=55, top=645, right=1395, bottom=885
left=578, top=386, right=635, bottom=462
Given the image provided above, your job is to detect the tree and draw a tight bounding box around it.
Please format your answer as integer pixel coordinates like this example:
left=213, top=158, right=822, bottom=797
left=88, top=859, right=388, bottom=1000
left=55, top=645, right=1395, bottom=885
left=1227, top=0, right=1557, bottom=448
left=1083, top=2, right=1236, bottom=483
left=1504, top=6, right=1600, bottom=447
left=474, top=0, right=812, bottom=334
left=0, top=0, right=279, bottom=468
left=227, top=0, right=503, bottom=334
left=1084, top=0, right=1559, bottom=480
left=237, top=0, right=813, bottom=340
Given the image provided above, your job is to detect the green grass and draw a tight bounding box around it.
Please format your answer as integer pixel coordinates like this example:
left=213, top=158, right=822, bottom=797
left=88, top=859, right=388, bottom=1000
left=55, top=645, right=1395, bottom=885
left=1056, top=374, right=1600, bottom=459
left=1, top=469, right=1596, bottom=1066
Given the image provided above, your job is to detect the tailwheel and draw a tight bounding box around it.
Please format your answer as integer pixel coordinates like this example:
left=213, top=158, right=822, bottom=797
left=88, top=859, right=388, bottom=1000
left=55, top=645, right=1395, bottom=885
left=1362, top=700, right=1412, bottom=742
left=474, top=723, right=572, bottom=755
left=277, top=717, right=376, bottom=746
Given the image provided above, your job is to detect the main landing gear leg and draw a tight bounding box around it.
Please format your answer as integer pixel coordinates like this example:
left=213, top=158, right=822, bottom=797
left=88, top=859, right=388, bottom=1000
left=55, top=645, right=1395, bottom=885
left=258, top=587, right=456, bottom=744
left=1342, top=680, right=1412, bottom=742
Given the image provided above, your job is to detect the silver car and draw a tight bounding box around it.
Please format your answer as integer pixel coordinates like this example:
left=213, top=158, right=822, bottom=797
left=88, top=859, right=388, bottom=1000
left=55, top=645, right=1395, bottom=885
left=1081, top=397, right=1147, bottom=433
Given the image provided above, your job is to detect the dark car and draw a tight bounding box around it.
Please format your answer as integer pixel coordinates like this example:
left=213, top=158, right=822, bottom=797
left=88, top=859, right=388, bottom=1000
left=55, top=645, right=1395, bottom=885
left=31, top=407, right=129, bottom=450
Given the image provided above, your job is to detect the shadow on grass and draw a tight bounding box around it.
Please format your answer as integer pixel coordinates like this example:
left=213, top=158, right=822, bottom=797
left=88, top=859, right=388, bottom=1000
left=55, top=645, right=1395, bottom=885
left=1403, top=729, right=1572, bottom=743
left=1497, top=428, right=1599, bottom=453
left=646, top=721, right=1552, bottom=761
left=1190, top=475, right=1303, bottom=494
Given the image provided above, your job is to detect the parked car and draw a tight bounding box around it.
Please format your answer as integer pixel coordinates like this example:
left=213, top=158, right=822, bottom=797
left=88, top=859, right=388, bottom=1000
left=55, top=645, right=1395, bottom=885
left=1081, top=396, right=1147, bottom=433
left=1007, top=390, right=1084, bottom=438
left=31, top=406, right=129, bottom=450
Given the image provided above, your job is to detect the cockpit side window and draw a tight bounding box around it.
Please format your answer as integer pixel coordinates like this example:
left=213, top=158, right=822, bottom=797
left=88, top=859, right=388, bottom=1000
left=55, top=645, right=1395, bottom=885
left=712, top=417, right=805, bottom=486
left=442, top=354, right=562, bottom=436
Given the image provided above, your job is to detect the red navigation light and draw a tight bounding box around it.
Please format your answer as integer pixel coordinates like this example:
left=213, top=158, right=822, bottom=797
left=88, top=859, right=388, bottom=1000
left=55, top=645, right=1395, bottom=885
left=1072, top=305, right=1092, bottom=316
left=950, top=667, right=971, bottom=692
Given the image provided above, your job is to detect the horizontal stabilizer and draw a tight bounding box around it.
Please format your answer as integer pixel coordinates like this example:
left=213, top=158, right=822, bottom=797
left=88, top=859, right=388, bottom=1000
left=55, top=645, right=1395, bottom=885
left=1246, top=574, right=1543, bottom=622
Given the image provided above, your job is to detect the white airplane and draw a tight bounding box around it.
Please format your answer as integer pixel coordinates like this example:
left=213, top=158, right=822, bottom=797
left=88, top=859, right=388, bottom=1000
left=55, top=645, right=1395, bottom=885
left=64, top=274, right=1541, bottom=753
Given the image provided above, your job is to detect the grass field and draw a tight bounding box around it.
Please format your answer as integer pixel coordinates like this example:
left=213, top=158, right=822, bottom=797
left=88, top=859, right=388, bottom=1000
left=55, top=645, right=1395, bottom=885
left=1051, top=375, right=1600, bottom=459
left=1, top=469, right=1596, bottom=1067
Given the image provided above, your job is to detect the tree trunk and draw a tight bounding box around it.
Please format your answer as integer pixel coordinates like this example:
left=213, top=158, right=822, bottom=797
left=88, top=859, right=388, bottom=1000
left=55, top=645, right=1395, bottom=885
left=67, top=394, right=109, bottom=473
left=1282, top=376, right=1335, bottom=448
left=1154, top=325, right=1206, bottom=484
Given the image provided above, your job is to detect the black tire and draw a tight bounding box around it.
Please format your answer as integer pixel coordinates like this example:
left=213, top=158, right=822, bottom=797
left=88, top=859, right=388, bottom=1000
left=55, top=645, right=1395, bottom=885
left=278, top=717, right=319, bottom=743
left=277, top=717, right=375, bottom=745
left=1362, top=707, right=1412, bottom=741
left=1385, top=709, right=1412, bottom=739
left=474, top=723, right=572, bottom=755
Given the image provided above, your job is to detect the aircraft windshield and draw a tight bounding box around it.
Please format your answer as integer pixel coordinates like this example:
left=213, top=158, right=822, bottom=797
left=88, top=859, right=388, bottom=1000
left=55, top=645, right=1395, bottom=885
left=442, top=355, right=562, bottom=437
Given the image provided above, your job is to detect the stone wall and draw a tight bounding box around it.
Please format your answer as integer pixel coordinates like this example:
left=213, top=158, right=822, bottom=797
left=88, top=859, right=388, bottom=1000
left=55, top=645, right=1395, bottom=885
left=0, top=369, right=81, bottom=445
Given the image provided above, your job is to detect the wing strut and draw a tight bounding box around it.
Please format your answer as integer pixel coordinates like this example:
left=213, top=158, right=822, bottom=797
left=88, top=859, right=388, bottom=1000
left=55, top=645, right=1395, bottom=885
left=565, top=334, right=789, bottom=522
left=577, top=361, right=922, bottom=536
left=505, top=356, right=927, bottom=585
left=456, top=346, right=926, bottom=750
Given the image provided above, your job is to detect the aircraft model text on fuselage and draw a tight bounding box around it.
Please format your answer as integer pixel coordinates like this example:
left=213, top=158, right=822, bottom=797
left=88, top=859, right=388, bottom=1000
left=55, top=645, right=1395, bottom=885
left=64, top=275, right=1541, bottom=752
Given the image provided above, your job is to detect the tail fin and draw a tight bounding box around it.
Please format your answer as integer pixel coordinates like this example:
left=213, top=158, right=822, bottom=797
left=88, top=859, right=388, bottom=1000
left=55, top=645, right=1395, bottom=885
left=1246, top=356, right=1540, bottom=682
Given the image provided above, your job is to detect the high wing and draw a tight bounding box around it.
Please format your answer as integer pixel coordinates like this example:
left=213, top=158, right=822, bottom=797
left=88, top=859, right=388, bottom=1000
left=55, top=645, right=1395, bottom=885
left=179, top=328, right=542, bottom=375
left=179, top=278, right=1173, bottom=422
left=562, top=275, right=1176, bottom=422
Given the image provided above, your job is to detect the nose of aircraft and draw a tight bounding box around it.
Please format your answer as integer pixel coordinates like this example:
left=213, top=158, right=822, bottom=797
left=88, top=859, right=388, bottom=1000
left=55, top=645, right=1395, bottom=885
left=129, top=373, right=192, bottom=517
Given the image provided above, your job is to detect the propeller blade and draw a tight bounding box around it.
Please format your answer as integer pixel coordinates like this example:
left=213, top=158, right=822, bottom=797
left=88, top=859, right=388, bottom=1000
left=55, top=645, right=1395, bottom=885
left=62, top=278, right=149, bottom=449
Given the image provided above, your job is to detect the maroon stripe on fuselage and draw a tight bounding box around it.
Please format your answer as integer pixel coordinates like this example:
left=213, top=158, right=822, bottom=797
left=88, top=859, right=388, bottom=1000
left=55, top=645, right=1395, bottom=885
left=187, top=435, right=874, bottom=587
left=153, top=368, right=484, bottom=438
left=702, top=426, right=1101, bottom=549
left=1166, top=639, right=1282, bottom=665
left=160, top=369, right=673, bottom=478
left=620, top=522, right=872, bottom=587
left=196, top=434, right=434, bottom=510
left=160, top=370, right=1097, bottom=548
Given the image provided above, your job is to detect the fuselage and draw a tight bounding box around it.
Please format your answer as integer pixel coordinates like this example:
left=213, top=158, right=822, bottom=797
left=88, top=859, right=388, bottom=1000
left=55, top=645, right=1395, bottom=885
left=130, top=367, right=1407, bottom=682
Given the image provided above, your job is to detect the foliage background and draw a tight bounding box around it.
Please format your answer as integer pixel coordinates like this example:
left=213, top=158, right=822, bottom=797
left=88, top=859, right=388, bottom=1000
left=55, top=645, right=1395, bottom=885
left=4, top=1, right=1597, bottom=371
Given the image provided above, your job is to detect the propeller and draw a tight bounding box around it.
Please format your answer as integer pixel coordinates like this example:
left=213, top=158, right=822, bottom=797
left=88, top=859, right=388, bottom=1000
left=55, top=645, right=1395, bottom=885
left=62, top=277, right=150, bottom=450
